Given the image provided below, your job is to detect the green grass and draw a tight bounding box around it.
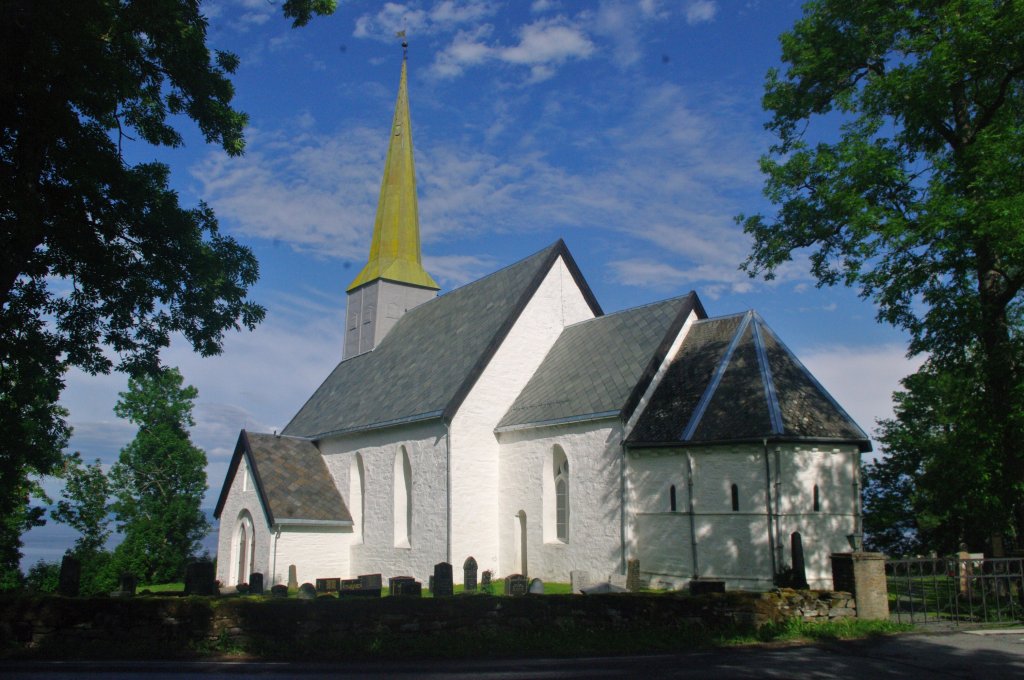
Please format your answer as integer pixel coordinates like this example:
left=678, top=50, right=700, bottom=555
left=138, top=582, right=184, bottom=593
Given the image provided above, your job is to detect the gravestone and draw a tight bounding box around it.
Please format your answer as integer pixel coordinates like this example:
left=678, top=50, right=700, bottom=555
left=316, top=577, right=342, bottom=593
left=570, top=570, right=591, bottom=594
left=389, top=576, right=416, bottom=596
left=791, top=532, right=809, bottom=590
left=359, top=573, right=383, bottom=591
left=58, top=554, right=81, bottom=597
left=297, top=582, right=317, bottom=600
left=463, top=557, right=478, bottom=592
left=393, top=580, right=422, bottom=597
left=433, top=562, right=454, bottom=597
left=248, top=572, right=264, bottom=595
left=287, top=564, right=298, bottom=590
left=505, top=574, right=529, bottom=597
left=481, top=570, right=492, bottom=593
left=270, top=584, right=289, bottom=598
left=184, top=561, right=217, bottom=596
left=119, top=573, right=138, bottom=597
left=626, top=559, right=641, bottom=592
left=528, top=578, right=544, bottom=594
left=428, top=575, right=434, bottom=592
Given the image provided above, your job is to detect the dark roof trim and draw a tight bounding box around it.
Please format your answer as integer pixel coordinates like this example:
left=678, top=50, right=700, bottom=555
left=620, top=291, right=706, bottom=424
left=212, top=430, right=276, bottom=526
left=626, top=435, right=873, bottom=453
left=495, top=409, right=620, bottom=433
left=680, top=311, right=751, bottom=440
left=441, top=240, right=604, bottom=424
left=752, top=313, right=785, bottom=434
left=276, top=518, right=353, bottom=527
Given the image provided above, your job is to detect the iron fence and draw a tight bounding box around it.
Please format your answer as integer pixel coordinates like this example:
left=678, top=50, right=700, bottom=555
left=886, top=556, right=1024, bottom=626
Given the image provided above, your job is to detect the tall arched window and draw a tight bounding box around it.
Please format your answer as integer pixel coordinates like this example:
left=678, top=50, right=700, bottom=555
left=555, top=455, right=569, bottom=543
left=813, top=484, right=820, bottom=512
left=394, top=447, right=412, bottom=548
left=233, top=511, right=255, bottom=585
left=670, top=485, right=677, bottom=512
left=350, top=453, right=365, bottom=542
left=730, top=484, right=739, bottom=512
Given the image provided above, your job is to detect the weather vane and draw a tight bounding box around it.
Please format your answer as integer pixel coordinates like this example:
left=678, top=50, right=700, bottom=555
left=396, top=30, right=408, bottom=59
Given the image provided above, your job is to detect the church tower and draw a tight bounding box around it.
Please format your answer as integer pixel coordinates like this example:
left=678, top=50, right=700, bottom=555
left=344, top=49, right=439, bottom=360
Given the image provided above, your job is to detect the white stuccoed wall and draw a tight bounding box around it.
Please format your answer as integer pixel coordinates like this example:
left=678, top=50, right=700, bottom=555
left=271, top=525, right=351, bottom=587
left=497, top=419, right=624, bottom=581
left=319, top=420, right=449, bottom=584
left=450, top=257, right=596, bottom=580
left=215, top=455, right=273, bottom=586
left=628, top=443, right=859, bottom=590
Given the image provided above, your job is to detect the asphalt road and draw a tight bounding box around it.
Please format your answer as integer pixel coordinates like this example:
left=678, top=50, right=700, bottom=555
left=3, top=629, right=1023, bottom=679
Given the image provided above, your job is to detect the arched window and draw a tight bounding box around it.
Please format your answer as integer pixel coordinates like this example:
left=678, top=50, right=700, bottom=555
left=813, top=484, right=820, bottom=512
left=731, top=484, right=739, bottom=512
left=555, top=456, right=569, bottom=543
left=670, top=485, right=677, bottom=512
left=233, top=511, right=255, bottom=585
left=394, top=447, right=412, bottom=548
left=350, top=453, right=365, bottom=542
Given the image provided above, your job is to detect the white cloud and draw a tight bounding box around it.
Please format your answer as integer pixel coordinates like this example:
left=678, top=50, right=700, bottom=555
left=353, top=1, right=497, bottom=40
left=685, top=0, right=718, bottom=25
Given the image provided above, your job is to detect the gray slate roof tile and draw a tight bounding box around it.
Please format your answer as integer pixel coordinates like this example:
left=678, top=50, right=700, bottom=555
left=283, top=241, right=600, bottom=439
left=498, top=293, right=702, bottom=429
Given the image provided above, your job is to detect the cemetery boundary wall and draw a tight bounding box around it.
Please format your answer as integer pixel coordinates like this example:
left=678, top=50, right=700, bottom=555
left=0, top=589, right=857, bottom=659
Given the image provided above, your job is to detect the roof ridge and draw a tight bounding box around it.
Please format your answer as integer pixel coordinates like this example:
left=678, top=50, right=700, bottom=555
left=434, top=240, right=563, bottom=299
left=561, top=291, right=695, bottom=330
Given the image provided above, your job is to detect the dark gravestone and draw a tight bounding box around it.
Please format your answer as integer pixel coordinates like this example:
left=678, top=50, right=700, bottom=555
left=428, top=575, right=434, bottom=592
left=119, top=573, right=138, bottom=597
left=359, top=573, right=383, bottom=590
left=393, top=580, right=422, bottom=597
left=432, top=562, right=454, bottom=598
left=791, top=532, right=809, bottom=590
left=297, top=582, right=317, bottom=600
left=287, top=564, right=298, bottom=590
left=505, top=574, right=529, bottom=597
left=689, top=579, right=726, bottom=595
left=481, top=571, right=492, bottom=593
left=389, top=576, right=416, bottom=596
left=528, top=578, right=544, bottom=594
left=316, top=577, right=342, bottom=593
left=626, top=559, right=641, bottom=592
left=270, top=584, right=289, bottom=598
left=249, top=572, right=264, bottom=595
left=463, top=557, right=478, bottom=592
left=184, top=561, right=217, bottom=596
left=58, top=555, right=81, bottom=597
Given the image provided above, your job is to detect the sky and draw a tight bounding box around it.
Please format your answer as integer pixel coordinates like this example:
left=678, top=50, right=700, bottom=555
left=22, top=0, right=926, bottom=567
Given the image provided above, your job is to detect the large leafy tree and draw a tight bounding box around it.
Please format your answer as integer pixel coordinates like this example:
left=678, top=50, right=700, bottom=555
left=0, top=1, right=334, bottom=576
left=740, top=1, right=1024, bottom=544
left=52, top=452, right=112, bottom=555
left=109, top=367, right=207, bottom=583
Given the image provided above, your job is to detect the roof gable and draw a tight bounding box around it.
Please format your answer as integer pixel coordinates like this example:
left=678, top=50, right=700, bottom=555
left=283, top=240, right=601, bottom=439
left=497, top=293, right=705, bottom=430
left=627, top=311, right=870, bottom=450
left=214, top=431, right=351, bottom=524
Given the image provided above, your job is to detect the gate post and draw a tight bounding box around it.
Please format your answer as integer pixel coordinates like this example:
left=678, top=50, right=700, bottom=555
left=831, top=552, right=889, bottom=621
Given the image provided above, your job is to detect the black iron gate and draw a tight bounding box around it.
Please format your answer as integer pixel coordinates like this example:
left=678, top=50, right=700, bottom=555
left=886, top=556, right=1024, bottom=625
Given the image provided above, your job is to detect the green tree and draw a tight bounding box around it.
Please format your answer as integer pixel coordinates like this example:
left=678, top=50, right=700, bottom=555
left=0, top=0, right=335, bottom=578
left=52, top=452, right=112, bottom=554
left=109, top=367, right=208, bottom=583
left=740, top=1, right=1024, bottom=542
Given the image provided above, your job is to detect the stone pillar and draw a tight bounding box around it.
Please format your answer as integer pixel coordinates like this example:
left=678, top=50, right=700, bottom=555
left=831, top=552, right=888, bottom=620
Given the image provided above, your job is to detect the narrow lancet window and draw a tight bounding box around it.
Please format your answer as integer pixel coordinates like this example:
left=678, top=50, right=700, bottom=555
left=731, top=483, right=739, bottom=512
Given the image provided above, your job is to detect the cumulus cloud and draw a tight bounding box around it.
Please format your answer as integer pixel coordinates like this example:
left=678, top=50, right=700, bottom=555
left=354, top=1, right=497, bottom=40
left=684, top=0, right=718, bottom=25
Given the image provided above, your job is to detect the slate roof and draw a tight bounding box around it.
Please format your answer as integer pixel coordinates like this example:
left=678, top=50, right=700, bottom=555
left=497, top=293, right=706, bottom=430
left=627, top=311, right=871, bottom=451
left=283, top=240, right=601, bottom=439
left=213, top=431, right=351, bottom=524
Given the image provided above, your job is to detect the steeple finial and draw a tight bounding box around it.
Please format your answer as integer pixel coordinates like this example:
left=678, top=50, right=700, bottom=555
left=347, top=39, right=438, bottom=293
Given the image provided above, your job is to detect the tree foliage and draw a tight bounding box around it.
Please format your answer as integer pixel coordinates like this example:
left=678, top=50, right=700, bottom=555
left=52, top=452, right=112, bottom=554
left=109, top=367, right=208, bottom=583
left=0, top=0, right=334, bottom=577
left=741, top=1, right=1024, bottom=542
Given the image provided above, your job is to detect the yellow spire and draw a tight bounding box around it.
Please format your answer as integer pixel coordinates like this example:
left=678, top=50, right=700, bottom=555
left=347, top=54, right=439, bottom=292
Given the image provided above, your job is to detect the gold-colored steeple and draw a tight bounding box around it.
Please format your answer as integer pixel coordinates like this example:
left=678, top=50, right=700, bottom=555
left=347, top=52, right=439, bottom=292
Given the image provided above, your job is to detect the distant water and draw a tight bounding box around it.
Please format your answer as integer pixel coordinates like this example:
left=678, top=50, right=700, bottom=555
left=19, top=508, right=219, bottom=571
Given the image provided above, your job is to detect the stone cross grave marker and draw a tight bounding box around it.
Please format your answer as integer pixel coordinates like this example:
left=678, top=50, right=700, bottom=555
left=505, top=574, right=529, bottom=597
left=433, top=562, right=454, bottom=597
left=463, top=556, right=478, bottom=592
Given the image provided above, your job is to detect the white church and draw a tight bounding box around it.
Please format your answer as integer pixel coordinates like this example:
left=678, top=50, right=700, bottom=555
left=214, top=55, right=871, bottom=592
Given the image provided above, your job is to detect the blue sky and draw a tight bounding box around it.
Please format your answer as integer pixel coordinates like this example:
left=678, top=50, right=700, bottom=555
left=24, top=0, right=924, bottom=566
